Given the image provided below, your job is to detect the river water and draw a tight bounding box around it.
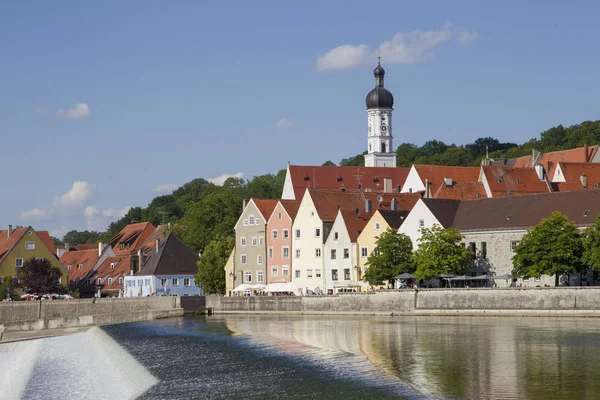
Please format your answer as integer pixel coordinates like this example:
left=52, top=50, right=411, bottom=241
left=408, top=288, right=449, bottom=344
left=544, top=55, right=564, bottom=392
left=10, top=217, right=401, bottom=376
left=3, top=315, right=600, bottom=399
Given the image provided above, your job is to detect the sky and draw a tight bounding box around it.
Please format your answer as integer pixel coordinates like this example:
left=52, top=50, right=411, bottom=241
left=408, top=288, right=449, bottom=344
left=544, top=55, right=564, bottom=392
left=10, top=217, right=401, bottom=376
left=2, top=0, right=600, bottom=238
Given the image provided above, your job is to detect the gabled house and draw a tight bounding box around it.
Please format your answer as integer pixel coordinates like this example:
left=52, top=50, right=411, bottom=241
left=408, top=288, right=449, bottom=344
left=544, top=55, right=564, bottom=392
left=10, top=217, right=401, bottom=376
left=233, top=198, right=278, bottom=287
left=478, top=166, right=552, bottom=197
left=514, top=144, right=600, bottom=170
left=0, top=225, right=67, bottom=285
left=398, top=198, right=461, bottom=247
left=550, top=162, right=600, bottom=192
left=357, top=209, right=409, bottom=290
left=281, top=164, right=410, bottom=200
left=60, top=243, right=115, bottom=296
left=402, top=165, right=481, bottom=196
left=323, top=209, right=372, bottom=294
left=266, top=200, right=300, bottom=285
left=124, top=233, right=202, bottom=297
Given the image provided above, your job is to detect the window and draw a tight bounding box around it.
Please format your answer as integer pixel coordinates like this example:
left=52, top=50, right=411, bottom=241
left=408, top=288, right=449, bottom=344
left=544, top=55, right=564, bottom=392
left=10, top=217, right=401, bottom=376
left=468, top=242, right=476, bottom=259
left=315, top=269, right=321, bottom=278
left=282, top=266, right=289, bottom=276
left=315, top=228, right=321, bottom=237
left=295, top=270, right=301, bottom=279
left=252, top=236, right=257, bottom=246
left=184, top=278, right=191, bottom=286
left=523, top=277, right=530, bottom=282
left=295, top=249, right=301, bottom=258
left=110, top=262, right=116, bottom=270
left=97, top=278, right=102, bottom=285
left=241, top=254, right=247, bottom=265
left=372, top=248, right=380, bottom=256
left=145, top=279, right=151, bottom=285
left=315, top=248, right=321, bottom=257
left=344, top=269, right=351, bottom=280
left=25, top=241, right=35, bottom=250
left=257, top=271, right=264, bottom=282
left=272, top=230, right=278, bottom=240
left=244, top=271, right=252, bottom=282
left=172, top=278, right=179, bottom=286
left=241, top=237, right=246, bottom=247
left=534, top=276, right=541, bottom=282
left=161, top=278, right=167, bottom=286
left=343, top=249, right=349, bottom=259
left=334, top=232, right=339, bottom=241
left=310, top=211, right=315, bottom=217
left=15, top=258, right=23, bottom=268
left=243, top=219, right=248, bottom=226
left=480, top=242, right=487, bottom=259
left=268, top=247, right=273, bottom=259
left=282, top=247, right=289, bottom=259
left=119, top=277, right=124, bottom=285
left=278, top=212, right=282, bottom=219
left=584, top=210, right=590, bottom=217
left=272, top=267, right=278, bottom=277
left=78, top=264, right=84, bottom=270
left=259, top=236, right=264, bottom=246
left=332, top=269, right=338, bottom=280
left=67, top=265, right=72, bottom=271
left=418, top=219, right=425, bottom=228
left=331, top=249, right=337, bottom=260
left=295, top=229, right=301, bottom=239
left=257, top=255, right=263, bottom=265
left=375, top=222, right=381, bottom=232
left=255, top=218, right=260, bottom=225
left=361, top=247, right=368, bottom=258
left=283, top=229, right=289, bottom=239
left=511, top=240, right=518, bottom=251
left=108, top=278, right=113, bottom=285
left=249, top=216, right=255, bottom=225
left=307, top=269, right=313, bottom=278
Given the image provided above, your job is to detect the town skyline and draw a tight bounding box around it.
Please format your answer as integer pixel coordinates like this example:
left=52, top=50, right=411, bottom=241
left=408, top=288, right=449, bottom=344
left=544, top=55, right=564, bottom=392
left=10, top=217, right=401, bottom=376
left=3, top=1, right=600, bottom=235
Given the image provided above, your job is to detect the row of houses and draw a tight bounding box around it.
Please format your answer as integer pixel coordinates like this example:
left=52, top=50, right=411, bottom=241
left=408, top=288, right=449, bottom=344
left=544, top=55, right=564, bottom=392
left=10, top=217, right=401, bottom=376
left=225, top=145, right=600, bottom=296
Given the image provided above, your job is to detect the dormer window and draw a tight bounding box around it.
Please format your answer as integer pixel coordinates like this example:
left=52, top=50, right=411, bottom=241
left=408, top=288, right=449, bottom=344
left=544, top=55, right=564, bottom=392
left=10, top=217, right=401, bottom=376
left=78, top=264, right=84, bottom=270
left=67, top=265, right=72, bottom=271
left=498, top=178, right=503, bottom=184
left=516, top=180, right=522, bottom=184
left=119, top=243, right=125, bottom=250
left=506, top=214, right=513, bottom=220
left=110, top=262, right=117, bottom=270
left=584, top=210, right=590, bottom=217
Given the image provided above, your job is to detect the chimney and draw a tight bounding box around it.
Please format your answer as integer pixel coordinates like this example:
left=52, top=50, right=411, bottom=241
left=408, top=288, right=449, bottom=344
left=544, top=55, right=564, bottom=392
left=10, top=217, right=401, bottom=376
left=581, top=173, right=588, bottom=188
left=424, top=179, right=431, bottom=199
left=7, top=225, right=12, bottom=238
left=98, top=242, right=105, bottom=257
left=396, top=184, right=401, bottom=193
left=365, top=199, right=372, bottom=213
left=383, top=178, right=392, bottom=193
left=584, top=142, right=589, bottom=163
left=391, top=199, right=397, bottom=211
left=535, top=164, right=544, bottom=181
left=155, top=237, right=161, bottom=253
left=444, top=177, right=453, bottom=187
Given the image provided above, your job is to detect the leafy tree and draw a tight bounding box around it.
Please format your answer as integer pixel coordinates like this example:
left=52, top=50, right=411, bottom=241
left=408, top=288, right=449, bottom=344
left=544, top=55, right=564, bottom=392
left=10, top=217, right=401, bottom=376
left=0, top=277, right=16, bottom=300
left=63, top=230, right=103, bottom=246
left=246, top=170, right=286, bottom=199
left=413, top=225, right=471, bottom=280
left=512, top=212, right=583, bottom=281
left=339, top=151, right=366, bottom=166
left=16, top=258, right=66, bottom=294
left=396, top=143, right=421, bottom=167
left=582, top=214, right=600, bottom=271
left=51, top=236, right=64, bottom=246
left=364, top=229, right=413, bottom=286
left=195, top=235, right=234, bottom=294
left=322, top=160, right=336, bottom=166
left=421, top=140, right=448, bottom=157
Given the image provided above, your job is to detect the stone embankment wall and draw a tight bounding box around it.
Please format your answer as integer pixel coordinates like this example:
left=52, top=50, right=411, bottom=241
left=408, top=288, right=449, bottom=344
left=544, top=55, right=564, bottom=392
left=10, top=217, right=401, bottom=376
left=206, top=287, right=600, bottom=317
left=0, top=297, right=183, bottom=334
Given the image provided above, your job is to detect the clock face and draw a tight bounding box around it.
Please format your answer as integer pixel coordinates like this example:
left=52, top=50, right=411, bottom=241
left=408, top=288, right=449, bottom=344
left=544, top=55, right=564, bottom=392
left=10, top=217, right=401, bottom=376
left=381, top=124, right=388, bottom=133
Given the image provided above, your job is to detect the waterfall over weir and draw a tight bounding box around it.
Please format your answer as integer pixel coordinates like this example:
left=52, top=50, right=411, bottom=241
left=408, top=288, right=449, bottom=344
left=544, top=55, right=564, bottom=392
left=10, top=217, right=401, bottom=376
left=0, top=327, right=158, bottom=400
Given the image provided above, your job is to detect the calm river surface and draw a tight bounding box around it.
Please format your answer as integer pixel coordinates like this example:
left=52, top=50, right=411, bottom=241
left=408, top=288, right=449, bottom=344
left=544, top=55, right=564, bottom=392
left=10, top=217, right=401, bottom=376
left=5, top=315, right=600, bottom=399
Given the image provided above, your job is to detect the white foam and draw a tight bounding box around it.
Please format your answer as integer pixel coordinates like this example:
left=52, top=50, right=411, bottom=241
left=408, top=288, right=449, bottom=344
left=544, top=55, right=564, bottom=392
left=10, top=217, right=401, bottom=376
left=0, top=339, right=42, bottom=400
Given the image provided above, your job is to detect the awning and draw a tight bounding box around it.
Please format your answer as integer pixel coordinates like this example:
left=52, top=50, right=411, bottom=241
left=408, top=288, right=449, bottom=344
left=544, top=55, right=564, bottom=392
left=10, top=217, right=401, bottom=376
left=232, top=284, right=253, bottom=292
left=394, top=273, right=416, bottom=280
left=333, top=281, right=363, bottom=288
left=264, top=282, right=297, bottom=293
left=251, top=284, right=266, bottom=290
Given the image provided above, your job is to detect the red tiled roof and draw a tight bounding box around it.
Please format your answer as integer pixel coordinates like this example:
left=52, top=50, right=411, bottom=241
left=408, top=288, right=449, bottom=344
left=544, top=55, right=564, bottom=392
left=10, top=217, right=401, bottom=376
left=514, top=145, right=599, bottom=170
left=432, top=182, right=487, bottom=200
left=414, top=165, right=480, bottom=195
left=553, top=162, right=600, bottom=188
left=481, top=166, right=551, bottom=197
left=74, top=244, right=98, bottom=251
left=340, top=210, right=372, bottom=242
left=92, top=255, right=132, bottom=293
left=287, top=165, right=410, bottom=200
left=108, top=222, right=157, bottom=256
left=279, top=200, right=301, bottom=220
left=60, top=249, right=100, bottom=283
left=37, top=231, right=56, bottom=255
left=252, top=199, right=279, bottom=220
left=0, top=228, right=27, bottom=262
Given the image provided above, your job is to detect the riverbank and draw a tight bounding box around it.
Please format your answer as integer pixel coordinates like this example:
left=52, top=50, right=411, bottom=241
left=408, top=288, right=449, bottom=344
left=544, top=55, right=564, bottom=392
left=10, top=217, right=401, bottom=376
left=207, top=287, right=600, bottom=317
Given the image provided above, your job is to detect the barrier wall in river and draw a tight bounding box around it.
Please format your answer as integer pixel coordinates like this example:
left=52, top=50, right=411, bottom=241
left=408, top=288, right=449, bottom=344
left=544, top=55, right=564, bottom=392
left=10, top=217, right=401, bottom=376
left=0, top=297, right=184, bottom=335
left=206, top=287, right=600, bottom=316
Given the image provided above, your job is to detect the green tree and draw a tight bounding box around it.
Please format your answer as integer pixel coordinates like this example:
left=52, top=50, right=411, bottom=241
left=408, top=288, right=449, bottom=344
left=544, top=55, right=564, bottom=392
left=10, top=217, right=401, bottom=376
left=50, top=236, right=64, bottom=247
left=16, top=258, right=66, bottom=294
left=63, top=230, right=103, bottom=246
left=512, top=212, right=583, bottom=281
left=321, top=160, right=336, bottom=166
left=195, top=235, right=234, bottom=294
left=246, top=171, right=286, bottom=199
left=413, top=225, right=471, bottom=280
left=339, top=151, right=366, bottom=166
left=582, top=214, right=600, bottom=271
left=364, top=229, right=413, bottom=286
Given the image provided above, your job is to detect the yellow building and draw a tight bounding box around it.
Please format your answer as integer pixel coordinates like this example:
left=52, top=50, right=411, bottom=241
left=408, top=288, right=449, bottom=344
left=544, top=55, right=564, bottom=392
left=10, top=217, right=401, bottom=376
left=356, top=210, right=409, bottom=291
left=0, top=225, right=68, bottom=285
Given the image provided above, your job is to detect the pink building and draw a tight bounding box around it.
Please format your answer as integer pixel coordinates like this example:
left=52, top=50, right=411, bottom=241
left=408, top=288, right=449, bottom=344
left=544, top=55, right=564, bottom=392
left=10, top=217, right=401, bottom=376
left=266, top=200, right=300, bottom=284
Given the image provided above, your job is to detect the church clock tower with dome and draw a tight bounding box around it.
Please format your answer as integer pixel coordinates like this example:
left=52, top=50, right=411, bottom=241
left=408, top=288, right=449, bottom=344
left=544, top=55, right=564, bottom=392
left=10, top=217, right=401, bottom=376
left=364, top=58, right=397, bottom=167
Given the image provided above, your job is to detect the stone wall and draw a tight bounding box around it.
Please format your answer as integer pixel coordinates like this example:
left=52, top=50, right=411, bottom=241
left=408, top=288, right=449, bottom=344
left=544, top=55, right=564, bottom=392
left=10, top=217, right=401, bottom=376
left=0, top=297, right=183, bottom=334
left=206, top=288, right=600, bottom=316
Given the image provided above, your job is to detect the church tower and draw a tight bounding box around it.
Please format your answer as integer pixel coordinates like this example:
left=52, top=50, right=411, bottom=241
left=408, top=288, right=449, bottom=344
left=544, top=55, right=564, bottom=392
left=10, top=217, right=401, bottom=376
left=364, top=59, right=396, bottom=167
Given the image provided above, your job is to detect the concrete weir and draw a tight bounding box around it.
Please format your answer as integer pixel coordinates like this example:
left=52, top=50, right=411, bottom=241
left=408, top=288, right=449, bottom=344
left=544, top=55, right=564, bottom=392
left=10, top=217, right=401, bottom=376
left=0, top=297, right=184, bottom=337
left=206, top=287, right=600, bottom=317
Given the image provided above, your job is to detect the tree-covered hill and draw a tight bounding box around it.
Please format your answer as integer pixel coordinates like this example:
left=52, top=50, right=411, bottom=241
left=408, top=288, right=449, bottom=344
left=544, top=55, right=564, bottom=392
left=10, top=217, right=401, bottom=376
left=59, top=120, right=600, bottom=253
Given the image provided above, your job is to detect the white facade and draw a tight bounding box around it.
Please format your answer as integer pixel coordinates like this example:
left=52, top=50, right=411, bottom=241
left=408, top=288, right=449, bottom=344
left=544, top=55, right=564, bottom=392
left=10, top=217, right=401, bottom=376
left=401, top=165, right=426, bottom=193
left=364, top=108, right=396, bottom=167
left=323, top=211, right=357, bottom=294
left=290, top=190, right=326, bottom=295
left=124, top=275, right=203, bottom=297
left=397, top=199, right=443, bottom=247
left=281, top=165, right=296, bottom=200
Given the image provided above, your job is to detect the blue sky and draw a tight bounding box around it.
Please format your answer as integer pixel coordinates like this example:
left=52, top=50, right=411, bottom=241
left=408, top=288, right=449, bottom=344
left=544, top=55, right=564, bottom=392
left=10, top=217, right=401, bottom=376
left=2, top=0, right=600, bottom=237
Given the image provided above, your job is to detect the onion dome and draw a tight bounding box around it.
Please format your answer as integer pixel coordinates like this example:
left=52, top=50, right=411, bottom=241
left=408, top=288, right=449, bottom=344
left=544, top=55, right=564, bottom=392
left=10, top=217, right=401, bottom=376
left=365, top=59, right=394, bottom=109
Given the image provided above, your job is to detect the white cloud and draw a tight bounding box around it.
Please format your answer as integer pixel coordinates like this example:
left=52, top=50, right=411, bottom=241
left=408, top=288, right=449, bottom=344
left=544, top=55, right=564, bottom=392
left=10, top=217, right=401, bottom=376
left=56, top=103, right=91, bottom=120
left=85, top=205, right=131, bottom=231
left=316, top=23, right=478, bottom=72
left=101, top=206, right=131, bottom=219
left=275, top=117, right=293, bottom=129
left=54, top=181, right=96, bottom=209
left=208, top=172, right=244, bottom=186
left=19, top=207, right=51, bottom=221
left=153, top=184, right=179, bottom=193
left=50, top=226, right=70, bottom=238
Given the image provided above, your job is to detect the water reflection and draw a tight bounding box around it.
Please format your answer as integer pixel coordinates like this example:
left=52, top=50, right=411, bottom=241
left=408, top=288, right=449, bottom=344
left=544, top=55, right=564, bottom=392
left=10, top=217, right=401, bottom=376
left=222, top=315, right=600, bottom=399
